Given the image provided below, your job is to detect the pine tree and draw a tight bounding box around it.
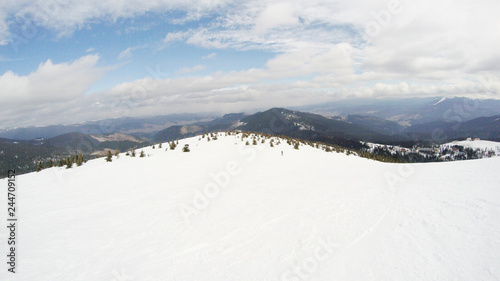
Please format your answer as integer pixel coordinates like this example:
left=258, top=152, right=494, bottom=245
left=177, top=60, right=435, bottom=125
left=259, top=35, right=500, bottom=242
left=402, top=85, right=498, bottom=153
left=76, top=153, right=84, bottom=166
left=294, top=142, right=299, bottom=150
left=182, top=144, right=190, bottom=152
left=169, top=141, right=176, bottom=150
left=158, top=143, right=162, bottom=149
left=37, top=161, right=43, bottom=172
left=106, top=150, right=112, bottom=162
left=253, top=139, right=257, bottom=145
left=245, top=141, right=250, bottom=145
left=140, top=150, right=145, bottom=157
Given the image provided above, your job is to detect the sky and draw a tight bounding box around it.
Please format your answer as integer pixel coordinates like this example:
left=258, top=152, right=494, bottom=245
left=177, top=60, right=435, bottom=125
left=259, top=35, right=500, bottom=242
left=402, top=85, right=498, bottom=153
left=0, top=0, right=499, bottom=129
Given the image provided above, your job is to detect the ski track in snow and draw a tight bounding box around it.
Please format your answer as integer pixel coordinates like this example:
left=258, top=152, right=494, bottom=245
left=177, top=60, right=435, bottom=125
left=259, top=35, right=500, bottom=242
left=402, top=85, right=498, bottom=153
left=0, top=133, right=499, bottom=281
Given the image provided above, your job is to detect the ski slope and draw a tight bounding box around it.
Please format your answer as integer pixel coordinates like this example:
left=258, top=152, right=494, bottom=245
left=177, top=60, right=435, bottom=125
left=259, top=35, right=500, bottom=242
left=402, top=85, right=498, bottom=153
left=1, top=132, right=499, bottom=280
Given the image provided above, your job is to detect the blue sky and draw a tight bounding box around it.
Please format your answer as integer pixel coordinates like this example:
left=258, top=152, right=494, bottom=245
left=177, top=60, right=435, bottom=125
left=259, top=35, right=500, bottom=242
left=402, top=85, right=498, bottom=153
left=0, top=0, right=499, bottom=129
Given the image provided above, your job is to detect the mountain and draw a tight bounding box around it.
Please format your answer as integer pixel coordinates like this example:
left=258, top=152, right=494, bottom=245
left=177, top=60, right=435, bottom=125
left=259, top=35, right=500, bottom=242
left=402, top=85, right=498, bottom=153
left=238, top=108, right=402, bottom=147
left=404, top=115, right=500, bottom=141
left=0, top=138, right=68, bottom=177
left=154, top=108, right=401, bottom=149
left=152, top=113, right=247, bottom=143
left=297, top=97, right=500, bottom=126
left=0, top=132, right=148, bottom=177
left=330, top=114, right=405, bottom=136
left=154, top=107, right=500, bottom=149
left=1, top=133, right=499, bottom=280
left=0, top=113, right=216, bottom=140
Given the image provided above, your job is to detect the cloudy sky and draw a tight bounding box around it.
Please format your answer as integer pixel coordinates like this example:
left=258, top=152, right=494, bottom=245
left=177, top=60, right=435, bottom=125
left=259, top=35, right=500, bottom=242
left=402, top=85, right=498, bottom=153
left=0, top=0, right=499, bottom=129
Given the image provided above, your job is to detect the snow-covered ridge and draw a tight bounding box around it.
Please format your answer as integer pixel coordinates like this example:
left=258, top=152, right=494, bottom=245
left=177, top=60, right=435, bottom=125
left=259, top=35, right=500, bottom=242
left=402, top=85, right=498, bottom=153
left=444, top=139, right=500, bottom=150
left=0, top=132, right=499, bottom=280
left=432, top=97, right=447, bottom=105
left=90, top=133, right=142, bottom=142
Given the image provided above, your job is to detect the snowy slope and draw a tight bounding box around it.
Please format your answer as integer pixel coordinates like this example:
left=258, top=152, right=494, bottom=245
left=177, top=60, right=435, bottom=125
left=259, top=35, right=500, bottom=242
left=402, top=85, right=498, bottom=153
left=1, top=132, right=499, bottom=281
left=445, top=139, right=500, bottom=151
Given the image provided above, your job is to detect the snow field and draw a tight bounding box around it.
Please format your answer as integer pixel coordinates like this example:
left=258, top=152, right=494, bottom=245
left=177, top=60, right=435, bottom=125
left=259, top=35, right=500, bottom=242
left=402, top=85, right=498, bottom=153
left=0, top=132, right=499, bottom=281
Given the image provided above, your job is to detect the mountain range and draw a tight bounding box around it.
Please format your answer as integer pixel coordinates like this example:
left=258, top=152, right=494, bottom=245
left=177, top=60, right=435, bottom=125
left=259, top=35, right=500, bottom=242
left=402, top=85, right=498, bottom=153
left=153, top=107, right=500, bottom=146
left=2, top=97, right=500, bottom=176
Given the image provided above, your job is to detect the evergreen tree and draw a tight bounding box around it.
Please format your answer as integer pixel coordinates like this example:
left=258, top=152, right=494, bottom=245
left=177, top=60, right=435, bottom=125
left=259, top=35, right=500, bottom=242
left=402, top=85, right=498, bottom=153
left=140, top=150, right=145, bottom=157
left=294, top=142, right=299, bottom=150
left=253, top=139, right=257, bottom=145
left=76, top=153, right=84, bottom=166
left=106, top=150, right=113, bottom=162
left=169, top=141, right=176, bottom=150
left=158, top=143, right=162, bottom=149
left=182, top=144, right=190, bottom=152
left=37, top=161, right=43, bottom=172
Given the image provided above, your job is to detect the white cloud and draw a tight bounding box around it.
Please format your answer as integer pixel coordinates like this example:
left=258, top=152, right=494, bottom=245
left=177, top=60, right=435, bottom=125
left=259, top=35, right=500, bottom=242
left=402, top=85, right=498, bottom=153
left=1, top=0, right=500, bottom=128
left=176, top=64, right=207, bottom=74
left=0, top=55, right=105, bottom=127
left=163, top=31, right=190, bottom=44
left=253, top=2, right=300, bottom=33
left=202, top=52, right=217, bottom=60
left=118, top=47, right=133, bottom=60
left=0, top=0, right=229, bottom=44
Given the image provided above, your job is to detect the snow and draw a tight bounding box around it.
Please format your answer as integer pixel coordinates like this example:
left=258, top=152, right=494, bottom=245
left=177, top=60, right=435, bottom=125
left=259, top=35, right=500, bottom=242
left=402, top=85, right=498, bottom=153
left=90, top=133, right=142, bottom=143
left=294, top=122, right=314, bottom=130
left=1, top=133, right=500, bottom=280
left=231, top=121, right=246, bottom=128
left=445, top=139, right=500, bottom=151
left=433, top=97, right=447, bottom=105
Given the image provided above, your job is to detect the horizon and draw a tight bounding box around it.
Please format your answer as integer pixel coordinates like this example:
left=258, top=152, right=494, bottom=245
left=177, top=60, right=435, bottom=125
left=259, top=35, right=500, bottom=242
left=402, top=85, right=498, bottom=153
left=1, top=95, right=500, bottom=131
left=1, top=0, right=499, bottom=129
